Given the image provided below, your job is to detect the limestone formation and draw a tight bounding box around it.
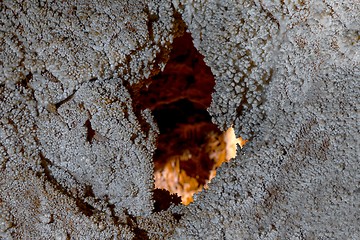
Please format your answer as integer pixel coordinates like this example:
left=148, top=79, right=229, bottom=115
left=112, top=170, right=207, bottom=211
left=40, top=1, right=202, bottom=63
left=1, top=0, right=359, bottom=239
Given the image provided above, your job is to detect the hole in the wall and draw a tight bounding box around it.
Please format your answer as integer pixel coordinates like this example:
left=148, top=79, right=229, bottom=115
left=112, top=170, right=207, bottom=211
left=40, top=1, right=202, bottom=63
left=84, top=119, right=96, bottom=144
left=137, top=32, right=246, bottom=205
left=153, top=189, right=182, bottom=212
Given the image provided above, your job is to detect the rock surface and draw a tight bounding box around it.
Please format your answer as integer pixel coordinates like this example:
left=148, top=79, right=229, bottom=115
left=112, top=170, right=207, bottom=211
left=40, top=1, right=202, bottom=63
left=1, top=0, right=359, bottom=239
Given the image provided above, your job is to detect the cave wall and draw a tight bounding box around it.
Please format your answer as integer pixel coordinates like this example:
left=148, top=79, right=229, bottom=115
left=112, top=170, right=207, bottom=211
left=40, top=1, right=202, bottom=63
left=0, top=0, right=359, bottom=239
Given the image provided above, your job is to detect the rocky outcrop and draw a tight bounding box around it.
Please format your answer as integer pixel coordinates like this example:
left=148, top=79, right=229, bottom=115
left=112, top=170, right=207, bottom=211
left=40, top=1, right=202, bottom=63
left=1, top=0, right=359, bottom=239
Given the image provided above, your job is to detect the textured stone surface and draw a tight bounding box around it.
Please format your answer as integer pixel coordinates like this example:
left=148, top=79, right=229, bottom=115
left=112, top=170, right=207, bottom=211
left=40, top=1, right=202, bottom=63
left=1, top=0, right=176, bottom=238
left=1, top=0, right=359, bottom=239
left=172, top=0, right=359, bottom=239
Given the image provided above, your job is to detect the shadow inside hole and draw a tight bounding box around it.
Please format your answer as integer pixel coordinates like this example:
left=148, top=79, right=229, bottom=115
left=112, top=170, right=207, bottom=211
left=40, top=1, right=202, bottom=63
left=137, top=32, right=227, bottom=205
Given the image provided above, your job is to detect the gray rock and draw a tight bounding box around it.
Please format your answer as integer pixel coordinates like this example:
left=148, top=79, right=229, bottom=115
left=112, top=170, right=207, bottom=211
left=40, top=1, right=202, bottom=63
left=1, top=0, right=359, bottom=239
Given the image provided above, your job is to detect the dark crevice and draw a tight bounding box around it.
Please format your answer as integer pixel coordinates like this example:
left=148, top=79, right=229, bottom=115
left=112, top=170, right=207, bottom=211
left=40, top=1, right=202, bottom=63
left=236, top=84, right=249, bottom=119
left=123, top=210, right=150, bottom=240
left=172, top=213, right=183, bottom=222
left=97, top=196, right=139, bottom=235
left=38, top=152, right=95, bottom=217
left=84, top=184, right=95, bottom=198
left=0, top=143, right=10, bottom=171
left=133, top=228, right=150, bottom=240
left=19, top=72, right=33, bottom=88
left=7, top=118, right=19, bottom=134
left=130, top=133, right=137, bottom=142
left=144, top=6, right=159, bottom=42
left=84, top=119, right=96, bottom=144
left=153, top=189, right=181, bottom=212
left=88, top=77, right=98, bottom=83
left=121, top=102, right=129, bottom=119
left=102, top=196, right=120, bottom=226
left=54, top=91, right=76, bottom=109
